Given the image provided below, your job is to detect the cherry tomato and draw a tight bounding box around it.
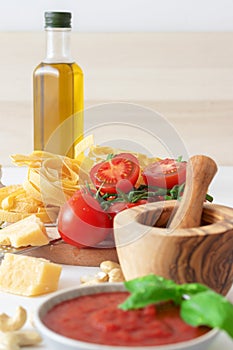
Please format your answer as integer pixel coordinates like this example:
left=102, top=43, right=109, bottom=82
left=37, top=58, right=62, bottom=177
left=90, top=153, right=140, bottom=194
left=142, top=158, right=187, bottom=189
left=108, top=199, right=148, bottom=219
left=57, top=190, right=113, bottom=248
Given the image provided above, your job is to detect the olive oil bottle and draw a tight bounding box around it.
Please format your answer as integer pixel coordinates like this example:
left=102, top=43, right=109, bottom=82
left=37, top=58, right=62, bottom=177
left=33, top=12, right=83, bottom=158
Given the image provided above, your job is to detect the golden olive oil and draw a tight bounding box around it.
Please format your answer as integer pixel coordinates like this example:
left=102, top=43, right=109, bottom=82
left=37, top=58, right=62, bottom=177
left=33, top=62, right=83, bottom=158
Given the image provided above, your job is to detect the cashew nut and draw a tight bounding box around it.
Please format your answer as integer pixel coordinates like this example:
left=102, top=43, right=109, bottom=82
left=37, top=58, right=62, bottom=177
left=0, top=330, right=42, bottom=350
left=0, top=307, right=27, bottom=332
left=108, top=268, right=125, bottom=283
left=80, top=260, right=125, bottom=285
left=0, top=332, right=20, bottom=350
left=96, top=271, right=109, bottom=282
left=80, top=271, right=108, bottom=286
left=100, top=261, right=121, bottom=274
left=15, top=330, right=42, bottom=346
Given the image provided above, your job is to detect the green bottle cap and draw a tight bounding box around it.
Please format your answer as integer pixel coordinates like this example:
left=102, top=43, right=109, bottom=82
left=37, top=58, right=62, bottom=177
left=44, top=12, right=72, bottom=28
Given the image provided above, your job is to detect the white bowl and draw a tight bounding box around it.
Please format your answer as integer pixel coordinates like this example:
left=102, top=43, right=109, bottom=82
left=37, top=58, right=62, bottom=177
left=34, top=283, right=219, bottom=350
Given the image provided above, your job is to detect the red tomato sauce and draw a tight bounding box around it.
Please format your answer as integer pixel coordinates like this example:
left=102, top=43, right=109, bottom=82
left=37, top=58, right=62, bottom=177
left=43, top=292, right=210, bottom=346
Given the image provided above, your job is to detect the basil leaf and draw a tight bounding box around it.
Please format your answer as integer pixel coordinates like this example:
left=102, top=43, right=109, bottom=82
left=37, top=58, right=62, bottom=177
left=181, top=290, right=233, bottom=338
left=119, top=274, right=233, bottom=339
left=120, top=275, right=181, bottom=310
left=120, top=285, right=181, bottom=310
left=123, top=274, right=176, bottom=293
left=123, top=275, right=208, bottom=298
left=120, top=275, right=209, bottom=310
left=178, top=282, right=209, bottom=296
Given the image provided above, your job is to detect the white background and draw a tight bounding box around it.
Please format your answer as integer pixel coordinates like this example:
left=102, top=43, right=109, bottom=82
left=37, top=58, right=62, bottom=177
left=0, top=0, right=233, bottom=32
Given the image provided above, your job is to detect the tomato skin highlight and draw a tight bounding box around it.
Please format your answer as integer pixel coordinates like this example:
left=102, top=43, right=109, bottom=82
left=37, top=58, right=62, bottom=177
left=90, top=153, right=140, bottom=194
left=57, top=190, right=113, bottom=248
left=57, top=190, right=149, bottom=248
left=108, top=200, right=148, bottom=220
left=142, top=159, right=187, bottom=189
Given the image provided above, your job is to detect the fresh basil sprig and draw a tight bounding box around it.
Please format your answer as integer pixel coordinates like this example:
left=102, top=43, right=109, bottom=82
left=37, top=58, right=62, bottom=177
left=119, top=274, right=233, bottom=339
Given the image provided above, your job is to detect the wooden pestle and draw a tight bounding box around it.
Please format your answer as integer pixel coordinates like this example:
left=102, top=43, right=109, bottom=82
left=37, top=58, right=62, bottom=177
left=168, top=155, right=218, bottom=229
left=115, top=155, right=233, bottom=294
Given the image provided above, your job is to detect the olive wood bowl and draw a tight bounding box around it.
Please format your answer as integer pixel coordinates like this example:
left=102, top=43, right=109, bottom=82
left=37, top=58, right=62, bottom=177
left=114, top=200, right=233, bottom=295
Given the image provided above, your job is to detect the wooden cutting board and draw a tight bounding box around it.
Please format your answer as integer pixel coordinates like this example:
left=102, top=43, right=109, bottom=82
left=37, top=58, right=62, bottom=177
left=25, top=227, right=119, bottom=267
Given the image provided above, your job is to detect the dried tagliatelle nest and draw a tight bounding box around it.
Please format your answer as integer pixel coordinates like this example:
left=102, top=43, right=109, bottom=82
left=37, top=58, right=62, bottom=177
left=0, top=152, right=81, bottom=223
left=12, top=151, right=81, bottom=206
left=0, top=136, right=95, bottom=224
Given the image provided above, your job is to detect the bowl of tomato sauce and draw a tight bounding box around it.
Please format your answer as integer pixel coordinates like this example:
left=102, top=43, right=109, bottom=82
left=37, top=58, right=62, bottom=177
left=34, top=283, right=219, bottom=350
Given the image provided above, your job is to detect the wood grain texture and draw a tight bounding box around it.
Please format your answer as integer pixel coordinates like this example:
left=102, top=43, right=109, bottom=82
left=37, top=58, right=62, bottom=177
left=114, top=201, right=233, bottom=295
left=169, top=155, right=218, bottom=229
left=26, top=240, right=119, bottom=267
left=23, top=226, right=119, bottom=266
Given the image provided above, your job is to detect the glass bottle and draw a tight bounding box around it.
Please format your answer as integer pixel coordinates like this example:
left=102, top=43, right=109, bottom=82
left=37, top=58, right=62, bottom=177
left=33, top=11, right=83, bottom=158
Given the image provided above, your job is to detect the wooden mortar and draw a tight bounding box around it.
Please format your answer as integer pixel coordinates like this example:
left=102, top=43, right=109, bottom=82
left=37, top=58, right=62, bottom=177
left=114, top=155, right=233, bottom=295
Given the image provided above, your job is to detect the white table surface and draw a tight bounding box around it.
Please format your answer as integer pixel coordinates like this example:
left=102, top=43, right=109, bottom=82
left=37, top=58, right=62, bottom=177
left=0, top=166, right=233, bottom=350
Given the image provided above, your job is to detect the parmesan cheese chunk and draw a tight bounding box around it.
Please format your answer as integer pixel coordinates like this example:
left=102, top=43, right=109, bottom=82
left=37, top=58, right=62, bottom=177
left=0, top=214, right=49, bottom=248
left=0, top=253, right=62, bottom=296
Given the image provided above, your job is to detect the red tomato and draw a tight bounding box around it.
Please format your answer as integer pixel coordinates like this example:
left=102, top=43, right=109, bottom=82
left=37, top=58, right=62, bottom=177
left=108, top=200, right=147, bottom=218
left=142, top=159, right=187, bottom=189
left=57, top=190, right=113, bottom=248
left=90, top=153, right=140, bottom=194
